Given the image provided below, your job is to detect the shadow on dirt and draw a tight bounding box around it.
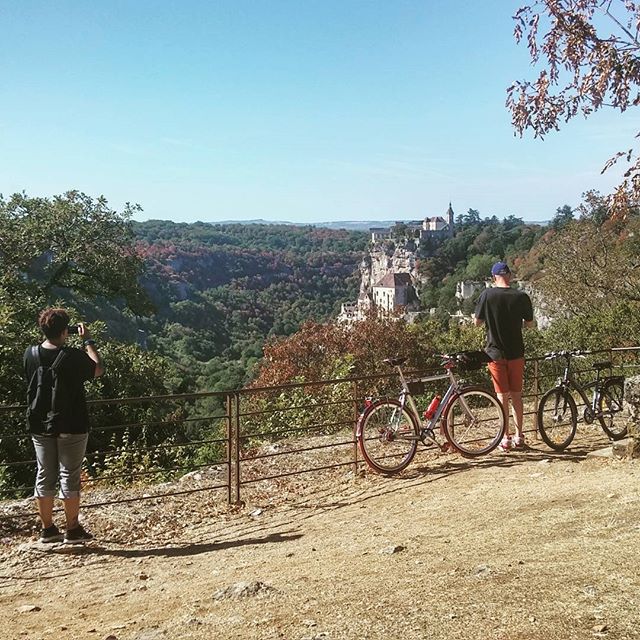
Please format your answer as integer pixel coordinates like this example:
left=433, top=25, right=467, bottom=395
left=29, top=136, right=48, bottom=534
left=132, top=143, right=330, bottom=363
left=31, top=529, right=304, bottom=559
left=268, top=438, right=607, bottom=525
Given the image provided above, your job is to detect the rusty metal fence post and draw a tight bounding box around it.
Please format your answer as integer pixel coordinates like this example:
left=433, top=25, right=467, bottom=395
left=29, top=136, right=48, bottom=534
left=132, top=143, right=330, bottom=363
left=225, top=393, right=232, bottom=503
left=232, top=392, right=241, bottom=504
left=533, top=359, right=540, bottom=440
left=352, top=380, right=359, bottom=474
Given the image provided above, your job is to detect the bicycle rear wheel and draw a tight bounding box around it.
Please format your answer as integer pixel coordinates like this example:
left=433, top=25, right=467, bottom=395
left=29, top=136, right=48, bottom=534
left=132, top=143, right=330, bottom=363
left=443, top=386, right=506, bottom=456
left=537, top=387, right=577, bottom=451
left=357, top=399, right=419, bottom=473
left=598, top=377, right=627, bottom=440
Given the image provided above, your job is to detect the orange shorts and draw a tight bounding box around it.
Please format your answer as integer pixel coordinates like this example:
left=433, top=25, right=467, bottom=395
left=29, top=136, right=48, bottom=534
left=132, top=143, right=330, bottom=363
left=488, top=358, right=525, bottom=394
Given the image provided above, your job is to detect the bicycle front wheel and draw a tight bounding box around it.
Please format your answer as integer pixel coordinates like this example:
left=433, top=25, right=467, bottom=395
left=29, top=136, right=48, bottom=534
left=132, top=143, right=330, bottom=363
left=443, top=386, right=506, bottom=457
left=537, top=387, right=577, bottom=451
left=358, top=399, right=419, bottom=474
left=598, top=377, right=627, bottom=440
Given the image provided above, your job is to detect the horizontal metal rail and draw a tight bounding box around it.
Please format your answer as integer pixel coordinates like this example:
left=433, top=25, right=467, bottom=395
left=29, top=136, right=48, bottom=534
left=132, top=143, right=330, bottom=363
left=1, top=345, right=639, bottom=523
left=238, top=418, right=352, bottom=442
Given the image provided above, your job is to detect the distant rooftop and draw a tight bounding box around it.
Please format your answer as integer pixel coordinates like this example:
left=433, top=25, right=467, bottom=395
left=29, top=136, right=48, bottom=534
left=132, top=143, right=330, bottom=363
left=374, top=272, right=413, bottom=288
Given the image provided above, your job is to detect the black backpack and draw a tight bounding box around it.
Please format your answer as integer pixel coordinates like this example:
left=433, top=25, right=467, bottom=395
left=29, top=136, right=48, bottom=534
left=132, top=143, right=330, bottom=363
left=26, top=346, right=69, bottom=435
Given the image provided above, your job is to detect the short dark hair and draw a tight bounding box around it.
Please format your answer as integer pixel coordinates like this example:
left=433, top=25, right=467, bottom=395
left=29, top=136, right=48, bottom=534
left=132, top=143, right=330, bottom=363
left=38, top=308, right=70, bottom=339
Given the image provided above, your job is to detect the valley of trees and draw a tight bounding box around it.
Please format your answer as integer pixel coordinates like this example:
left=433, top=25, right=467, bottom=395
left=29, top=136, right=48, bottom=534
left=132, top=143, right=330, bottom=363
left=131, top=220, right=368, bottom=392
left=2, top=187, right=640, bottom=498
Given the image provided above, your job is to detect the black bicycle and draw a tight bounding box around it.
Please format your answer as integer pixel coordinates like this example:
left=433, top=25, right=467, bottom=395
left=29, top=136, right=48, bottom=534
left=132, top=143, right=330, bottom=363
left=536, top=350, right=626, bottom=451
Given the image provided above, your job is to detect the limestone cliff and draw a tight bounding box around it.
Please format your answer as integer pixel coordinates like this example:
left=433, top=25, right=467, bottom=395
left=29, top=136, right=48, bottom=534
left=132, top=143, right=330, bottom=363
left=359, top=244, right=419, bottom=297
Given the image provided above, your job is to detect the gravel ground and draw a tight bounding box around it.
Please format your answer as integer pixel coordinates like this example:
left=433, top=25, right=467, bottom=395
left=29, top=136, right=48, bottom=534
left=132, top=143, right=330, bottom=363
left=1, top=430, right=639, bottom=640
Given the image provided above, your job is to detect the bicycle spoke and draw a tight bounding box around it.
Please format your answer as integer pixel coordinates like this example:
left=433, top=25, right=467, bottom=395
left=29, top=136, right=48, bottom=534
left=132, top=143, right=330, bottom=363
left=537, top=387, right=577, bottom=451
left=598, top=378, right=627, bottom=440
left=358, top=400, right=418, bottom=473
left=444, top=387, right=505, bottom=456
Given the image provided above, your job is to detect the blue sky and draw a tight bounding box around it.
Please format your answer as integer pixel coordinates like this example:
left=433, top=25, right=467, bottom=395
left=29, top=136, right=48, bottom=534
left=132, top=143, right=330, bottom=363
left=1, top=0, right=637, bottom=223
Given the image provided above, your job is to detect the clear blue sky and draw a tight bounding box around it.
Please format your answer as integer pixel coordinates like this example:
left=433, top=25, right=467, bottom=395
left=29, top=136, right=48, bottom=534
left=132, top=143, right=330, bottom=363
left=1, top=1, right=637, bottom=223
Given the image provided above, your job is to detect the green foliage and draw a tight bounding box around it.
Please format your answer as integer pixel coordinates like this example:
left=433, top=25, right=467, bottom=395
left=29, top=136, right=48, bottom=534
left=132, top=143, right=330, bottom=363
left=532, top=212, right=640, bottom=317
left=542, top=302, right=640, bottom=352
left=551, top=204, right=574, bottom=231
left=0, top=192, right=183, bottom=497
left=464, top=255, right=498, bottom=281
left=94, top=427, right=191, bottom=486
left=508, top=1, right=640, bottom=209
left=129, top=220, right=368, bottom=392
left=0, top=191, right=150, bottom=314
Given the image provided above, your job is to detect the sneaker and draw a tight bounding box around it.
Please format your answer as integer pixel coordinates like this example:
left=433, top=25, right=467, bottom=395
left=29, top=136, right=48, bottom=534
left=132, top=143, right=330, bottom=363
left=63, top=524, right=94, bottom=544
left=513, top=434, right=526, bottom=449
left=39, top=524, right=63, bottom=543
left=498, top=437, right=512, bottom=452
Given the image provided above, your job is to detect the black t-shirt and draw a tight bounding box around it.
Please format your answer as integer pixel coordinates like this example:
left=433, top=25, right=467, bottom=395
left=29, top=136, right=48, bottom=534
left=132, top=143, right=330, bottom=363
left=474, top=287, right=534, bottom=361
left=23, top=345, right=96, bottom=434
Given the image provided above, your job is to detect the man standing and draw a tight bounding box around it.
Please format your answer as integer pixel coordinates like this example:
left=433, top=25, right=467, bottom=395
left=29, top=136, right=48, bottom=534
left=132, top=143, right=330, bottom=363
left=474, top=262, right=534, bottom=451
left=24, top=308, right=104, bottom=543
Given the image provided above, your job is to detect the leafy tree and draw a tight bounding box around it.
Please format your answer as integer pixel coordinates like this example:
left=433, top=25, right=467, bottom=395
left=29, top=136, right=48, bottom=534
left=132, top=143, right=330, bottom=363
left=457, top=209, right=482, bottom=227
left=542, top=300, right=640, bottom=351
left=577, top=188, right=640, bottom=225
left=0, top=192, right=154, bottom=404
left=507, top=1, right=640, bottom=210
left=252, top=312, right=437, bottom=389
left=0, top=191, right=150, bottom=313
left=551, top=204, right=574, bottom=230
left=464, top=255, right=497, bottom=281
left=532, top=212, right=640, bottom=316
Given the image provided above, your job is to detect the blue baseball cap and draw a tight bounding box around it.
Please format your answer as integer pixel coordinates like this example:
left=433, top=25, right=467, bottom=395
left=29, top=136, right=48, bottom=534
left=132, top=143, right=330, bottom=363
left=491, top=261, right=511, bottom=276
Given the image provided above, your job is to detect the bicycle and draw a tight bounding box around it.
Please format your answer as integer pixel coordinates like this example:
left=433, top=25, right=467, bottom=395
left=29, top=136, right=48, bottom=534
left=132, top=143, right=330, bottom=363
left=536, top=350, right=626, bottom=451
left=356, top=351, right=507, bottom=474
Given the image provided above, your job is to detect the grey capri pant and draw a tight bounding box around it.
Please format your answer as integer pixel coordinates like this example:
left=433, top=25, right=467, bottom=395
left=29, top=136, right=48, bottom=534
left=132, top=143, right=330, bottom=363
left=31, top=433, right=89, bottom=499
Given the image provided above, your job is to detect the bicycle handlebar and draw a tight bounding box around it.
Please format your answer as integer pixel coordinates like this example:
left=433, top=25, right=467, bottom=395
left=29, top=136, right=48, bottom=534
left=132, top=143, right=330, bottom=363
left=384, top=351, right=489, bottom=371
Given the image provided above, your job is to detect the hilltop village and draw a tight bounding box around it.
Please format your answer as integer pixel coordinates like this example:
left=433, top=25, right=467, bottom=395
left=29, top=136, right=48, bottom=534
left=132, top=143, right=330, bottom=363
left=338, top=204, right=542, bottom=326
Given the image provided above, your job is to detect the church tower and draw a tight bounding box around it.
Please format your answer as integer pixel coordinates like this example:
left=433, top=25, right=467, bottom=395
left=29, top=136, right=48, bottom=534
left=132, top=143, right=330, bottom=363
left=446, top=202, right=454, bottom=238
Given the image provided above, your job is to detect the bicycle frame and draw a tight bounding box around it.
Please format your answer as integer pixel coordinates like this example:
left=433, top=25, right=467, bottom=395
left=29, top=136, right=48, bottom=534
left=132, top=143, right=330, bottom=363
left=357, top=353, right=506, bottom=471
left=555, top=356, right=607, bottom=423
left=395, top=363, right=468, bottom=444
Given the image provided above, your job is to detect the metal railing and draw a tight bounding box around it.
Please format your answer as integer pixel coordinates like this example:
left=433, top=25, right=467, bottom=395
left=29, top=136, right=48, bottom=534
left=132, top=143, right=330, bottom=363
left=1, top=346, right=639, bottom=524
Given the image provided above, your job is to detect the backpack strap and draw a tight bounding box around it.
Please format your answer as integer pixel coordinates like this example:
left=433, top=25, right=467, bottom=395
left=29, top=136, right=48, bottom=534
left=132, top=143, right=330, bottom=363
left=50, top=348, right=67, bottom=370
left=27, top=345, right=67, bottom=369
left=29, top=345, right=41, bottom=367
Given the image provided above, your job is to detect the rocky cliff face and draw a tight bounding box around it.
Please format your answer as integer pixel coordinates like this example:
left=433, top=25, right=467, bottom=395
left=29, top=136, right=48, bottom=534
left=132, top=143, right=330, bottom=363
left=359, top=244, right=419, bottom=296
left=517, top=280, right=554, bottom=330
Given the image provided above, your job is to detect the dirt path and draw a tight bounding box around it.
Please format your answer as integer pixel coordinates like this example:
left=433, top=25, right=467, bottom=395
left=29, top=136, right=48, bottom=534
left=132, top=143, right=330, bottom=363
left=2, top=441, right=640, bottom=640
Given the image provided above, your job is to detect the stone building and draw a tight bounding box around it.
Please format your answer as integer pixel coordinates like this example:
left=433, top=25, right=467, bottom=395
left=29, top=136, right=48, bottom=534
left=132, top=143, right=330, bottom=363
left=372, top=272, right=415, bottom=314
left=369, top=204, right=455, bottom=244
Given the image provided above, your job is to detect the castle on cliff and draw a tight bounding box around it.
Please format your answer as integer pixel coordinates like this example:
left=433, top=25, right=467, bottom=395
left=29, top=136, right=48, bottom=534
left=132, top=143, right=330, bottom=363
left=369, top=203, right=455, bottom=245
left=338, top=204, right=455, bottom=324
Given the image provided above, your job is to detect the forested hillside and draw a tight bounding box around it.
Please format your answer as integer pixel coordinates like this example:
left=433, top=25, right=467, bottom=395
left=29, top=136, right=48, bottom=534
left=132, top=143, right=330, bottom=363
left=131, top=220, right=368, bottom=391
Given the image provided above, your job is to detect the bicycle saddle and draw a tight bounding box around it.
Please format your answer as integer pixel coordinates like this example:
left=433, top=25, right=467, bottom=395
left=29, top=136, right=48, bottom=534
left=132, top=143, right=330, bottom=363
left=383, top=356, right=408, bottom=367
left=593, top=361, right=612, bottom=370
